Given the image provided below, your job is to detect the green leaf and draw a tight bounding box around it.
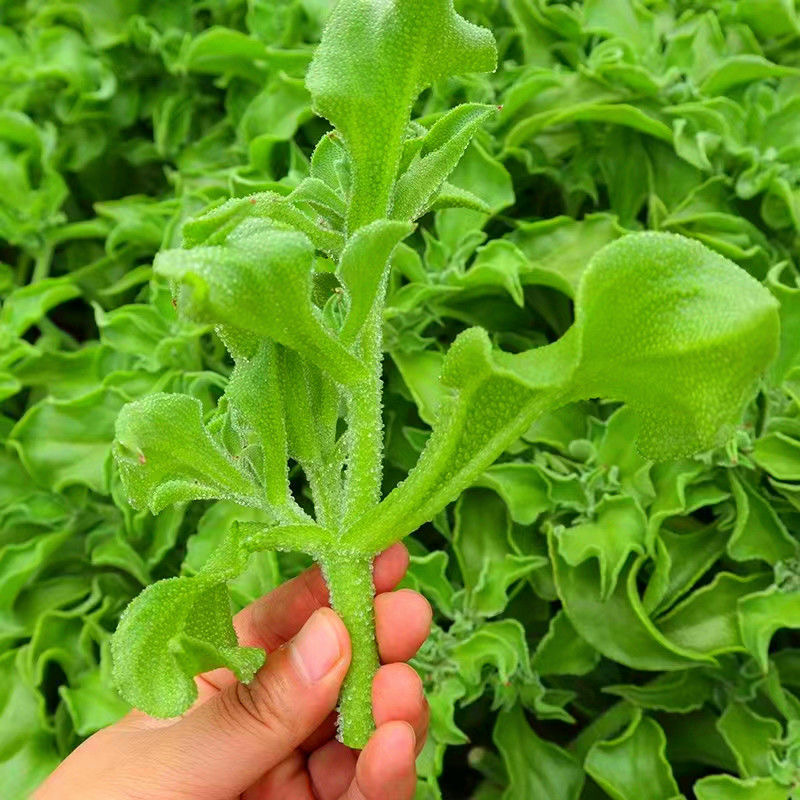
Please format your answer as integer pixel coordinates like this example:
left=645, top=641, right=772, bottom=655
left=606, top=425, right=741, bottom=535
left=180, top=193, right=344, bottom=254
left=451, top=619, right=531, bottom=699
left=506, top=103, right=672, bottom=150
left=493, top=704, right=585, bottom=800
left=400, top=550, right=456, bottom=618
left=694, top=775, right=787, bottom=800
left=0, top=277, right=80, bottom=336
left=585, top=713, right=680, bottom=800
left=390, top=347, right=446, bottom=427
left=338, top=219, right=414, bottom=344
left=556, top=495, right=647, bottom=601
left=184, top=501, right=278, bottom=606
left=306, top=0, right=497, bottom=230
left=10, top=387, right=126, bottom=494
left=532, top=610, right=600, bottom=677
left=604, top=671, right=713, bottom=713
left=225, top=341, right=289, bottom=508
left=728, top=473, right=798, bottom=563
left=349, top=232, right=779, bottom=552
left=453, top=489, right=545, bottom=616
left=392, top=104, right=496, bottom=221
left=155, top=225, right=367, bottom=384
left=475, top=463, right=552, bottom=525
left=655, top=572, right=772, bottom=657
left=751, top=433, right=800, bottom=481
left=0, top=651, right=60, bottom=798
left=552, top=543, right=714, bottom=670
left=716, top=703, right=782, bottom=778
left=426, top=677, right=468, bottom=745
left=113, top=393, right=259, bottom=514
left=766, top=262, right=800, bottom=384
left=509, top=214, right=624, bottom=298
left=699, top=56, right=800, bottom=96
left=739, top=587, right=800, bottom=672
left=444, top=139, right=514, bottom=216
left=111, top=577, right=264, bottom=717
left=571, top=232, right=780, bottom=460
left=61, top=665, right=130, bottom=737
left=643, top=524, right=729, bottom=615
left=458, top=240, right=527, bottom=307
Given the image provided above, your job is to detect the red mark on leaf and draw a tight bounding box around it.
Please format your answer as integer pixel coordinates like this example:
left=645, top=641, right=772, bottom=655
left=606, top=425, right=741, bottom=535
left=249, top=197, right=257, bottom=205
left=138, top=452, right=146, bottom=465
left=497, top=104, right=504, bottom=111
left=171, top=297, right=177, bottom=309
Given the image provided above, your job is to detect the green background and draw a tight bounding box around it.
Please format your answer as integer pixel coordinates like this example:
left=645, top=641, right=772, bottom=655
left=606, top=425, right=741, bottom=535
left=1, top=1, right=800, bottom=797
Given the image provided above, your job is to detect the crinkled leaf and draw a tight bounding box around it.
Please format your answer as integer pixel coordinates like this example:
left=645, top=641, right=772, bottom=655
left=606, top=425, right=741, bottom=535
left=552, top=542, right=714, bottom=670
left=556, top=495, right=647, bottom=601
left=111, top=577, right=264, bottom=717
left=716, top=703, right=782, bottom=779
left=508, top=214, right=624, bottom=298
left=739, top=587, right=800, bottom=672
left=113, top=393, right=259, bottom=514
left=532, top=610, right=600, bottom=677
left=349, top=232, right=778, bottom=551
left=225, top=341, right=289, bottom=507
left=457, top=240, right=527, bottom=307
left=392, top=104, right=495, bottom=221
left=475, top=463, right=551, bottom=525
left=655, top=572, right=772, bottom=657
left=155, top=226, right=366, bottom=384
left=451, top=619, right=531, bottom=700
left=643, top=525, right=729, bottom=615
left=573, top=232, right=779, bottom=460
left=728, top=472, right=798, bottom=563
left=604, top=671, right=713, bottom=713
left=751, top=433, right=800, bottom=481
left=493, top=704, right=584, bottom=800
left=694, top=775, right=787, bottom=800
left=0, top=277, right=80, bottom=337
left=585, top=713, right=680, bottom=800
left=10, top=387, right=126, bottom=494
left=453, top=489, right=545, bottom=616
left=306, top=0, right=497, bottom=229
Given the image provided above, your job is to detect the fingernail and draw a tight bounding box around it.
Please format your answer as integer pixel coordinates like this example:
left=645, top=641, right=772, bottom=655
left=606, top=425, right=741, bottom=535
left=290, top=609, right=342, bottom=684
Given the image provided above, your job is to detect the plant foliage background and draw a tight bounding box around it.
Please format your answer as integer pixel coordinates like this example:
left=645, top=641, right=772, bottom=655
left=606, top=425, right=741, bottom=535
left=2, top=0, right=800, bottom=798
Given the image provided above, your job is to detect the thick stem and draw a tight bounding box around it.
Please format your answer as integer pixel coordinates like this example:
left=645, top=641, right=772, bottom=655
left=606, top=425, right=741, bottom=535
left=321, top=553, right=378, bottom=748
left=343, top=307, right=385, bottom=526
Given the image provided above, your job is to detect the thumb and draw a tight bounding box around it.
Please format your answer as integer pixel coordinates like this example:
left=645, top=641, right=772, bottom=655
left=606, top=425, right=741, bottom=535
left=153, top=607, right=351, bottom=796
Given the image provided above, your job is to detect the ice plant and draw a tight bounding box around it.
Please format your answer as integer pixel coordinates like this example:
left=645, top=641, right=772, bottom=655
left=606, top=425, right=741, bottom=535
left=110, top=0, right=781, bottom=748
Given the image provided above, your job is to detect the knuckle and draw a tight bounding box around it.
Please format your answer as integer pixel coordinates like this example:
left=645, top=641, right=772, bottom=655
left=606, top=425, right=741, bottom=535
left=217, top=668, right=295, bottom=742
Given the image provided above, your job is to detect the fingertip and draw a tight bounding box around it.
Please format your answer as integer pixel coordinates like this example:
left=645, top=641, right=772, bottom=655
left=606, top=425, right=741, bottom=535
left=372, top=663, right=424, bottom=719
left=308, top=739, right=357, bottom=799
left=373, top=543, right=410, bottom=591
left=356, top=721, right=417, bottom=799
left=375, top=589, right=432, bottom=663
left=373, top=663, right=429, bottom=755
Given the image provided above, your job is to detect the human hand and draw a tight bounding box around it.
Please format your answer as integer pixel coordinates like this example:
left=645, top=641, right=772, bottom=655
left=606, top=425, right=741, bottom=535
left=35, top=543, right=431, bottom=800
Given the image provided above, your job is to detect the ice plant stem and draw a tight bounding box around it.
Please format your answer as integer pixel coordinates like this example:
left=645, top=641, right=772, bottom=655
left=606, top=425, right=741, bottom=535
left=322, top=553, right=378, bottom=748
left=343, top=307, right=385, bottom=527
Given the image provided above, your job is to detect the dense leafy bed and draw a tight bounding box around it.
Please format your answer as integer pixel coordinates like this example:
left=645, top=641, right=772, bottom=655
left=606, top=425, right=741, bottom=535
left=2, top=0, right=800, bottom=798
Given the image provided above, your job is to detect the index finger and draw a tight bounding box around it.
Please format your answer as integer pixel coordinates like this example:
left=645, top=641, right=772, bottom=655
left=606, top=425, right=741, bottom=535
left=233, top=542, right=410, bottom=652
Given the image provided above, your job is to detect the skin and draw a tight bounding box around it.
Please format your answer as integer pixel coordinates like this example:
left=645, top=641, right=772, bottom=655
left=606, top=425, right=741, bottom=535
left=35, top=543, right=431, bottom=800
